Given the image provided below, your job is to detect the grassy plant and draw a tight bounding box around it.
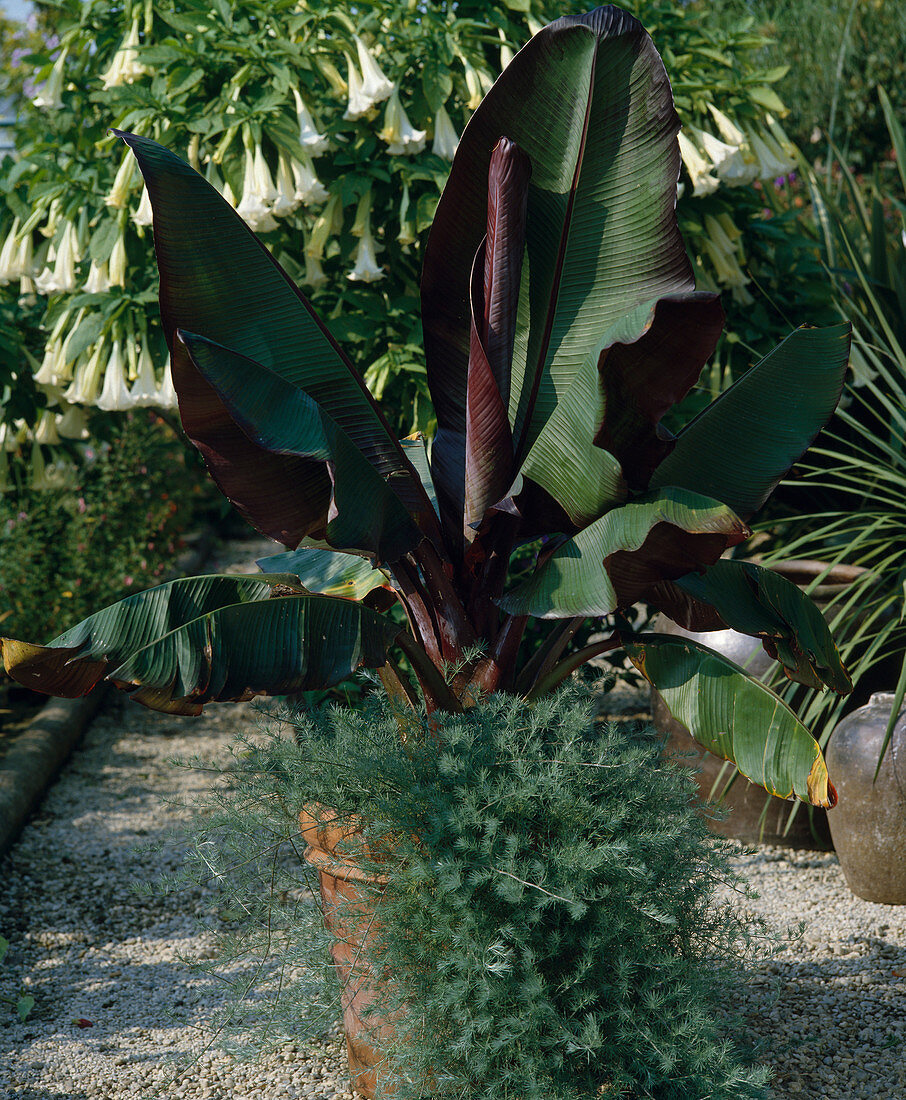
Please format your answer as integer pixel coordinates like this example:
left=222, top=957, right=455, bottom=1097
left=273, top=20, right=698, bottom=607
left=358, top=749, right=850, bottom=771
left=752, top=91, right=906, bottom=773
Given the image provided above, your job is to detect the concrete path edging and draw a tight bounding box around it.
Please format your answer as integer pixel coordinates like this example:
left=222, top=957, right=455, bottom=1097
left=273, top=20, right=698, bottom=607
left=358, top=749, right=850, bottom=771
left=0, top=530, right=215, bottom=857
left=0, top=688, right=110, bottom=854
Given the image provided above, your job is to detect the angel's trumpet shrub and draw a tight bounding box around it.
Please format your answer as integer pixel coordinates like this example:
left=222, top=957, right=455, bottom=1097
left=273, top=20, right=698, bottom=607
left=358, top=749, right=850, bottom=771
left=2, top=7, right=853, bottom=810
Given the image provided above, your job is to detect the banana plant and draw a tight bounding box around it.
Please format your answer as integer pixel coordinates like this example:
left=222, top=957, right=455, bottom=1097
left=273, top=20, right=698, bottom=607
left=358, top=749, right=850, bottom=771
left=2, top=7, right=852, bottom=808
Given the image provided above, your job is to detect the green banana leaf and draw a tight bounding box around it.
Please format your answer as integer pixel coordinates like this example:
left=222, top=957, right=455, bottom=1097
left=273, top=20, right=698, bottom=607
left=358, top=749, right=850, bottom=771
left=497, top=489, right=749, bottom=618
left=624, top=634, right=836, bottom=807
left=115, top=130, right=431, bottom=546
left=675, top=560, right=852, bottom=694
left=649, top=324, right=852, bottom=517
left=516, top=293, right=724, bottom=526
left=256, top=546, right=390, bottom=601
left=107, top=594, right=402, bottom=715
left=179, top=331, right=424, bottom=562
left=1, top=574, right=303, bottom=697
left=422, top=8, right=695, bottom=527
left=399, top=433, right=439, bottom=521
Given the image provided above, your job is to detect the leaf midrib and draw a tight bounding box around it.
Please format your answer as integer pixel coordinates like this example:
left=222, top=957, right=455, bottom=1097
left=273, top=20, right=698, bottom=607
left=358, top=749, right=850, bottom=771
left=513, top=34, right=597, bottom=468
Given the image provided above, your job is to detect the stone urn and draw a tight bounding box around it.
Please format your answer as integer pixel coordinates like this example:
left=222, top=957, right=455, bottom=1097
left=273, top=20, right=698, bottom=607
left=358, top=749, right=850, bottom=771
left=825, top=693, right=906, bottom=904
left=651, top=559, right=866, bottom=848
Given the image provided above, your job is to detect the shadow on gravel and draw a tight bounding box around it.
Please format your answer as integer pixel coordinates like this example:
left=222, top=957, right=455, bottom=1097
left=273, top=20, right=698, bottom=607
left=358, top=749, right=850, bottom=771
left=740, top=949, right=906, bottom=1095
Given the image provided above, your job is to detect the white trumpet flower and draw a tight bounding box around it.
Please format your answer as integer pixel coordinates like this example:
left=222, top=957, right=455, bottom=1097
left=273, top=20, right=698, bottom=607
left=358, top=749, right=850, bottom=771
left=34, top=342, right=62, bottom=386
left=158, top=357, right=179, bottom=410
left=34, top=409, right=60, bottom=446
left=0, top=421, right=21, bottom=452
left=204, top=160, right=236, bottom=208
left=56, top=402, right=90, bottom=440
left=132, top=183, right=153, bottom=227
left=355, top=36, right=394, bottom=106
left=291, top=156, right=329, bottom=205
left=108, top=234, right=127, bottom=288
left=54, top=309, right=87, bottom=384
left=253, top=143, right=278, bottom=204
left=461, top=57, right=493, bottom=111
left=690, top=126, right=738, bottom=172
left=707, top=104, right=746, bottom=147
left=432, top=105, right=459, bottom=161
left=677, top=131, right=719, bottom=197
left=33, top=49, right=68, bottom=110
left=691, top=125, right=756, bottom=187
left=304, top=251, right=327, bottom=290
left=348, top=216, right=383, bottom=283
left=499, top=28, right=514, bottom=71
left=704, top=214, right=740, bottom=259
left=306, top=193, right=343, bottom=261
left=39, top=199, right=61, bottom=239
left=106, top=153, right=138, bottom=209
left=97, top=340, right=133, bottom=411
left=14, top=230, right=34, bottom=280
left=747, top=128, right=794, bottom=180
left=236, top=134, right=279, bottom=231
left=35, top=221, right=79, bottom=295
left=65, top=340, right=106, bottom=405
left=19, top=276, right=37, bottom=307
left=344, top=57, right=373, bottom=120
left=85, top=259, right=112, bottom=293
left=0, top=219, right=22, bottom=284
left=380, top=88, right=426, bottom=155
left=100, top=16, right=148, bottom=89
left=292, top=89, right=329, bottom=155
left=397, top=183, right=417, bottom=246
left=28, top=442, right=49, bottom=490
left=272, top=155, right=300, bottom=217
left=764, top=114, right=797, bottom=162
left=130, top=343, right=161, bottom=406
left=34, top=312, right=71, bottom=385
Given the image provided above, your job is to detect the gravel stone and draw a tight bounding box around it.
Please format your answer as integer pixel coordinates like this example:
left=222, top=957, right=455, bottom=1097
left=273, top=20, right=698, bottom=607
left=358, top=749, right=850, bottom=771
left=1, top=537, right=905, bottom=1098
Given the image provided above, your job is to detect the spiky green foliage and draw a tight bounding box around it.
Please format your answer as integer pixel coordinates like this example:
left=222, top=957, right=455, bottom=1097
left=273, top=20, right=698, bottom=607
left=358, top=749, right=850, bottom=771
left=166, top=684, right=771, bottom=1099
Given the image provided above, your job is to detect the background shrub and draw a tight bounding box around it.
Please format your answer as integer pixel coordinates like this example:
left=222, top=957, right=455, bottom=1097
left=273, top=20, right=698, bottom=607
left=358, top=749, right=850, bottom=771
left=0, top=411, right=208, bottom=645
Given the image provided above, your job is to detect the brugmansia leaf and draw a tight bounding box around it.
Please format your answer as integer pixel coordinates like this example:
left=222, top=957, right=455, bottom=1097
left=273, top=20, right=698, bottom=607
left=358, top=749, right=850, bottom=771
left=179, top=332, right=424, bottom=562
left=108, top=595, right=402, bottom=715
left=114, top=131, right=429, bottom=546
left=423, top=8, right=695, bottom=514
left=675, top=560, right=852, bottom=694
left=497, top=489, right=749, bottom=618
left=624, top=634, right=837, bottom=807
left=1, top=575, right=303, bottom=697
left=649, top=324, right=852, bottom=517
left=256, top=546, right=390, bottom=600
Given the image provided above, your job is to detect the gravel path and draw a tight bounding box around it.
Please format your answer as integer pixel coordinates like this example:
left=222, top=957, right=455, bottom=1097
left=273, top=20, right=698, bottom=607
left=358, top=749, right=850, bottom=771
left=1, top=538, right=905, bottom=1099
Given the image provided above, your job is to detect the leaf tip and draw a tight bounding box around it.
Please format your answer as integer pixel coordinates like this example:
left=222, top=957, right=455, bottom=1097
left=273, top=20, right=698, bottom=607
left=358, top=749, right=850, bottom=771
left=808, top=757, right=837, bottom=809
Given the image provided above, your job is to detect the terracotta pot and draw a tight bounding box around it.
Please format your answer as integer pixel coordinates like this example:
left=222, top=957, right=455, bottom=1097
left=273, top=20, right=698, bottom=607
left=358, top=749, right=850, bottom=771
left=650, top=559, right=867, bottom=848
left=299, top=806, right=394, bottom=1099
left=825, top=693, right=906, bottom=904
